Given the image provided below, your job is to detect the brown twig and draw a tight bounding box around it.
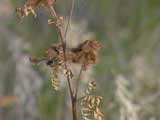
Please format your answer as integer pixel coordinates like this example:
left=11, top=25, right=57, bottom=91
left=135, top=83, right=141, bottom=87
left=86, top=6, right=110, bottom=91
left=64, top=0, right=75, bottom=39
left=74, top=63, right=84, bottom=99
left=47, top=6, right=78, bottom=120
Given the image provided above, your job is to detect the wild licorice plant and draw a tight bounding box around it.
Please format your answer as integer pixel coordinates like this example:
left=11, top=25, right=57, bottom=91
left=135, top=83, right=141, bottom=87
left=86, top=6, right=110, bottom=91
left=16, top=0, right=104, bottom=120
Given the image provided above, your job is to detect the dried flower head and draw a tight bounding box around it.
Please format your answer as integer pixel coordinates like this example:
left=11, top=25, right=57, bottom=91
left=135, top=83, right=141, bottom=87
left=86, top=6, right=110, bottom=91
left=30, top=40, right=101, bottom=91
left=39, top=40, right=101, bottom=68
left=70, top=40, right=101, bottom=69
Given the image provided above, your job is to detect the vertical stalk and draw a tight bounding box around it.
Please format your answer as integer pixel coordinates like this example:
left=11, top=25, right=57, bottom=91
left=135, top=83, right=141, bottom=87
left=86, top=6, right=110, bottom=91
left=74, top=63, right=84, bottom=98
left=47, top=6, right=78, bottom=120
left=72, top=98, right=78, bottom=120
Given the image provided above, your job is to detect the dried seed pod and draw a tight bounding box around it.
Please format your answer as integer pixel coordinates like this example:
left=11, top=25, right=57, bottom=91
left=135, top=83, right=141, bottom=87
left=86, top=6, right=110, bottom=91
left=16, top=7, right=25, bottom=18
left=86, top=81, right=97, bottom=94
left=49, top=56, right=65, bottom=91
left=81, top=81, right=104, bottom=120
left=50, top=69, right=60, bottom=91
left=95, top=96, right=103, bottom=106
left=81, top=107, right=93, bottom=120
left=70, top=40, right=101, bottom=70
left=81, top=96, right=104, bottom=120
left=51, top=77, right=60, bottom=91
left=25, top=5, right=37, bottom=17
left=65, top=69, right=73, bottom=79
left=93, top=107, right=104, bottom=120
left=16, top=5, right=37, bottom=19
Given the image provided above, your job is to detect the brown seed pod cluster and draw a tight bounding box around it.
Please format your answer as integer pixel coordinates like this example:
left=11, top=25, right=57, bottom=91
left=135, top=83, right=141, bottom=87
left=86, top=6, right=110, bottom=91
left=86, top=81, right=97, bottom=94
left=45, top=40, right=101, bottom=70
left=30, top=40, right=101, bottom=67
left=30, top=40, right=101, bottom=91
left=16, top=0, right=57, bottom=18
left=70, top=40, right=101, bottom=67
left=81, top=81, right=104, bottom=120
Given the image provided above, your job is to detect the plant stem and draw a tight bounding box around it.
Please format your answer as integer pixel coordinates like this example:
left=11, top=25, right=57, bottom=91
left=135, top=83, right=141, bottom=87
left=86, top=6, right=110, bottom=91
left=48, top=6, right=73, bottom=97
left=64, top=0, right=75, bottom=39
left=72, top=98, right=77, bottom=120
left=47, top=6, right=78, bottom=120
left=74, top=63, right=84, bottom=99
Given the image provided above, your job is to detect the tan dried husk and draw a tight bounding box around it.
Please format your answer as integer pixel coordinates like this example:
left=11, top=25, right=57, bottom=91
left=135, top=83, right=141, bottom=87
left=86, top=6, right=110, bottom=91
left=81, top=81, right=104, bottom=120
left=50, top=57, right=64, bottom=91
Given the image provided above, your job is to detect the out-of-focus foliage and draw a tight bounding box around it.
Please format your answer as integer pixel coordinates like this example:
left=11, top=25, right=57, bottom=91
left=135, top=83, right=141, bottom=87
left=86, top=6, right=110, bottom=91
left=0, top=0, right=160, bottom=120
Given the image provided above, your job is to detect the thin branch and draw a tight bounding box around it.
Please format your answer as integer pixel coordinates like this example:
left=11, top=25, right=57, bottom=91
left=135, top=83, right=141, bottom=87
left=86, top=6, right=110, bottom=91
left=74, top=63, right=84, bottom=99
left=64, top=0, right=75, bottom=39
left=48, top=6, right=73, bottom=99
left=47, top=0, right=77, bottom=118
left=48, top=6, right=65, bottom=45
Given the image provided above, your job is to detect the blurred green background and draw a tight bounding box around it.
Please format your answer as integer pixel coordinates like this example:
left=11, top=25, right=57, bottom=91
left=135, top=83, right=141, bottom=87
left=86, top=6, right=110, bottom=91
left=0, top=0, right=160, bottom=120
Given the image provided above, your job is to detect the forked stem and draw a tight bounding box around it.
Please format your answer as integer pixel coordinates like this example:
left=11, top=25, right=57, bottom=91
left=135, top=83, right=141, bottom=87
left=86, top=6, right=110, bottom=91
left=47, top=6, right=78, bottom=120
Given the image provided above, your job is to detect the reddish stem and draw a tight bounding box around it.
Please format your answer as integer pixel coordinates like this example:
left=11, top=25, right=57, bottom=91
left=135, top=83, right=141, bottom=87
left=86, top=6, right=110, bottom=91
left=47, top=6, right=78, bottom=120
left=72, top=98, right=78, bottom=120
left=74, top=63, right=84, bottom=99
